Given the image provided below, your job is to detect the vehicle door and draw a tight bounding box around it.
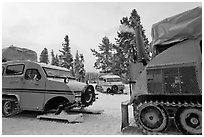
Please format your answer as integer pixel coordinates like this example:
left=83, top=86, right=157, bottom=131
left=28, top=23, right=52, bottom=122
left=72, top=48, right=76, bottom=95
left=21, top=68, right=45, bottom=111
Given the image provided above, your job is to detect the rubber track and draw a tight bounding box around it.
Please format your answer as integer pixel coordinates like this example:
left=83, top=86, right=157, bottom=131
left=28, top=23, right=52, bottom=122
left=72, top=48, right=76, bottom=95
left=133, top=100, right=202, bottom=135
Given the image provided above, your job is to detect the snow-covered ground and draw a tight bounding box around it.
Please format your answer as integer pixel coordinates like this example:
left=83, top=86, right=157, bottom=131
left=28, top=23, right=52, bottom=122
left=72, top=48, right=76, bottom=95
left=2, top=84, right=136, bottom=135
left=2, top=84, right=181, bottom=135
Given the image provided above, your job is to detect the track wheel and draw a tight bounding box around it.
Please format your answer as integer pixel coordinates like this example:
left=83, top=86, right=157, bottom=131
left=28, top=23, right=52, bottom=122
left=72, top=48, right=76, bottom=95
left=2, top=100, right=15, bottom=117
left=138, top=102, right=168, bottom=132
left=175, top=108, right=202, bottom=135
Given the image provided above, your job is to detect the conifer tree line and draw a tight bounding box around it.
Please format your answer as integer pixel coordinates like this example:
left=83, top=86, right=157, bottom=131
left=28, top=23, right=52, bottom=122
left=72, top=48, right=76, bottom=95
left=40, top=9, right=150, bottom=83
left=91, top=9, right=150, bottom=82
left=39, top=35, right=85, bottom=82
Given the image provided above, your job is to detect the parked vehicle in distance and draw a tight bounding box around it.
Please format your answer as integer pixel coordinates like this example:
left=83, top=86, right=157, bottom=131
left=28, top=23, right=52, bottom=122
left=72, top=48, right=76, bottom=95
left=95, top=74, right=125, bottom=94
left=2, top=60, right=96, bottom=117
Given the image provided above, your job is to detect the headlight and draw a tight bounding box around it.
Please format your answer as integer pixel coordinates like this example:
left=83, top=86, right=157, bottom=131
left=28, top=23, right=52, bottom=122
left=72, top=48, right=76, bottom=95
left=74, top=91, right=81, bottom=97
left=74, top=91, right=82, bottom=102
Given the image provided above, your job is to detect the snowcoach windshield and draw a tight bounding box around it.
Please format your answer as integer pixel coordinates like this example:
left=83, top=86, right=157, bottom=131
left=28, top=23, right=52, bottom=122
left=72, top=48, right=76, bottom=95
left=43, top=67, right=75, bottom=79
left=106, top=78, right=121, bottom=82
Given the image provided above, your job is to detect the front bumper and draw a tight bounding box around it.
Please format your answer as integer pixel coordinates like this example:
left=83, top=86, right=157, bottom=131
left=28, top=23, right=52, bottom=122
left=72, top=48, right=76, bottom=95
left=121, top=100, right=131, bottom=131
left=96, top=84, right=125, bottom=91
left=73, top=90, right=98, bottom=106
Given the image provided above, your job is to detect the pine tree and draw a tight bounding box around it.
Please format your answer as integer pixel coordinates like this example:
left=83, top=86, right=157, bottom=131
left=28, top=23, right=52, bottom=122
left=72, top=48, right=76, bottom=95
left=55, top=54, right=59, bottom=66
left=74, top=50, right=85, bottom=82
left=78, top=53, right=85, bottom=82
left=91, top=36, right=113, bottom=73
left=113, top=9, right=150, bottom=76
left=39, top=48, right=49, bottom=64
left=59, top=35, right=73, bottom=70
left=51, top=49, right=59, bottom=66
left=112, top=17, right=135, bottom=75
left=74, top=50, right=80, bottom=79
left=51, top=49, right=55, bottom=65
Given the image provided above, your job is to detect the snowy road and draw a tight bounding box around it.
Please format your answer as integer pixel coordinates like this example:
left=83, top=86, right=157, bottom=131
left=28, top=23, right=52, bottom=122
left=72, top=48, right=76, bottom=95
left=2, top=85, right=136, bottom=135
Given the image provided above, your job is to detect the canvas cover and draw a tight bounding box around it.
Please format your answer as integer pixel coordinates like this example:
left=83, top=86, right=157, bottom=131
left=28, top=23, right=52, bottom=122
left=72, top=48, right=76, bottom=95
left=151, top=7, right=202, bottom=46
left=2, top=46, right=37, bottom=62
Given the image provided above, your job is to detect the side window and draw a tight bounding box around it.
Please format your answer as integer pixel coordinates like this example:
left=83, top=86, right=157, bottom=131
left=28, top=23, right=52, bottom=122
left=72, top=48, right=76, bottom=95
left=6, top=64, right=24, bottom=75
left=2, top=66, right=5, bottom=75
left=25, top=69, right=41, bottom=80
left=99, top=78, right=103, bottom=81
left=200, top=40, right=202, bottom=53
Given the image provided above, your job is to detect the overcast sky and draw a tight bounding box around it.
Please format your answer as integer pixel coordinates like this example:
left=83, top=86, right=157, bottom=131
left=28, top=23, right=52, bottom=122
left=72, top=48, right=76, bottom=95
left=2, top=2, right=201, bottom=72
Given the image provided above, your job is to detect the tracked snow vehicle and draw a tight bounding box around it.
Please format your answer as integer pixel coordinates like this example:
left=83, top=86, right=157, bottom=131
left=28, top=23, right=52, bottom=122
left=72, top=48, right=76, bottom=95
left=121, top=7, right=202, bottom=135
left=2, top=60, right=97, bottom=117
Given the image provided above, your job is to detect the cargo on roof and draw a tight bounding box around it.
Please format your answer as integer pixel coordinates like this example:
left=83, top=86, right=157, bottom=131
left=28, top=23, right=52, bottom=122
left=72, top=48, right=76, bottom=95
left=151, top=7, right=202, bottom=47
left=2, top=45, right=38, bottom=62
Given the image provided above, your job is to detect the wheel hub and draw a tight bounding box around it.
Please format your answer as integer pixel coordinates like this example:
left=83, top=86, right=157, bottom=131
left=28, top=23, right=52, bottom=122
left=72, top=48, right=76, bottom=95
left=144, top=112, right=159, bottom=125
left=85, top=92, right=92, bottom=102
left=4, top=102, right=12, bottom=114
left=190, top=118, right=198, bottom=125
left=149, top=116, right=154, bottom=120
left=185, top=113, right=200, bottom=128
left=138, top=103, right=168, bottom=132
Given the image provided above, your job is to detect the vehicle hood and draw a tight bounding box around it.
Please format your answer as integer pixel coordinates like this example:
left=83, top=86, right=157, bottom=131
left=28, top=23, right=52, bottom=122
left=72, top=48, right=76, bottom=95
left=67, top=79, right=87, bottom=91
left=47, top=78, right=87, bottom=91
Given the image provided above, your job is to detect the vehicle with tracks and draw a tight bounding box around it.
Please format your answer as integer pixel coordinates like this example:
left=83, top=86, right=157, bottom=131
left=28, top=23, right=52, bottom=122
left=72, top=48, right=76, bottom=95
left=121, top=7, right=202, bottom=135
left=2, top=60, right=96, bottom=117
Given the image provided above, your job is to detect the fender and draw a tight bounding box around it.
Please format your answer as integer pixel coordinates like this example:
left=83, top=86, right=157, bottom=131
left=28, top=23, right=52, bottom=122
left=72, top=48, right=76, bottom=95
left=2, top=93, right=20, bottom=103
left=83, top=84, right=94, bottom=93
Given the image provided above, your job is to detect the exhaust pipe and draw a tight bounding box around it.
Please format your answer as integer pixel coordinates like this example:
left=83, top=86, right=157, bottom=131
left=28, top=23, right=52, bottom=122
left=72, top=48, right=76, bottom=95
left=131, top=17, right=149, bottom=65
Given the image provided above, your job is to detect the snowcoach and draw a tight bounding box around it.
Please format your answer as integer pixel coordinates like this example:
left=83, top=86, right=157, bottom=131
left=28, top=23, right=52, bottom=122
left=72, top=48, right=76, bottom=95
left=95, top=74, right=125, bottom=94
left=2, top=60, right=96, bottom=117
left=121, top=7, right=202, bottom=135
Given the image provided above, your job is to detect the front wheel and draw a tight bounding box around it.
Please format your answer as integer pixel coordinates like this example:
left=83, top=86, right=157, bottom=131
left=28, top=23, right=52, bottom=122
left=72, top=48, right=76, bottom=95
left=81, top=86, right=95, bottom=107
left=106, top=88, right=111, bottom=93
left=111, top=85, right=119, bottom=93
left=138, top=102, right=168, bottom=132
